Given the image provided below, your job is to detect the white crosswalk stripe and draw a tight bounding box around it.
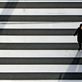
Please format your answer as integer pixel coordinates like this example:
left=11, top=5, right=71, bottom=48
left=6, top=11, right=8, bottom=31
left=0, top=0, right=81, bottom=81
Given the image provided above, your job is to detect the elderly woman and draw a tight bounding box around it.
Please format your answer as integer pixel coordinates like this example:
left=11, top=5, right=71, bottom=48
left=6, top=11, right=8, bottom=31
left=74, top=24, right=82, bottom=50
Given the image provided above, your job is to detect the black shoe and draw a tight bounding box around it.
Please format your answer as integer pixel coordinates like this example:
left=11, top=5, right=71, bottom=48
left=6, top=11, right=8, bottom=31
left=78, top=48, right=81, bottom=51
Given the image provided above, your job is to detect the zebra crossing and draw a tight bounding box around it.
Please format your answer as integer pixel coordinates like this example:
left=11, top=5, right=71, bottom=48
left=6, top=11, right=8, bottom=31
left=0, top=0, right=82, bottom=81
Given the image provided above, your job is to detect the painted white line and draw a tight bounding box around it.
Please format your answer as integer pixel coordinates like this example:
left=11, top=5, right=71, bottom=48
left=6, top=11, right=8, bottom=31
left=0, top=36, right=77, bottom=43
left=0, top=65, right=81, bottom=72
left=0, top=9, right=82, bottom=15
left=0, top=22, right=81, bottom=29
left=0, top=50, right=80, bottom=58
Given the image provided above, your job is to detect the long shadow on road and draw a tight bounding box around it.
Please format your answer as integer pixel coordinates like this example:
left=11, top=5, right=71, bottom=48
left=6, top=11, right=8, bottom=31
left=58, top=50, right=82, bottom=82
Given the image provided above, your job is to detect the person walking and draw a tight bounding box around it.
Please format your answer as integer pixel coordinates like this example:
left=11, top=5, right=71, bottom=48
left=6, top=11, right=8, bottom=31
left=74, top=24, right=82, bottom=50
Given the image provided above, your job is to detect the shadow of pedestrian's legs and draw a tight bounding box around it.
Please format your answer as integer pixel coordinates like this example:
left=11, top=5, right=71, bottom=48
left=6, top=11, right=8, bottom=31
left=58, top=50, right=81, bottom=82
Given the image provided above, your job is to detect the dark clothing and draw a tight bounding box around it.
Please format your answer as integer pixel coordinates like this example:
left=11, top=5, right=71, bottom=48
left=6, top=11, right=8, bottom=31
left=74, top=27, right=82, bottom=43
left=78, top=42, right=81, bottom=50
left=74, top=27, right=82, bottom=50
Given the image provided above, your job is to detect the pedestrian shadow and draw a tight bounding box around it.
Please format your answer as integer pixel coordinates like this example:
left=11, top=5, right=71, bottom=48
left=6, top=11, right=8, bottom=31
left=0, top=6, right=15, bottom=32
left=0, top=0, right=19, bottom=34
left=58, top=50, right=82, bottom=82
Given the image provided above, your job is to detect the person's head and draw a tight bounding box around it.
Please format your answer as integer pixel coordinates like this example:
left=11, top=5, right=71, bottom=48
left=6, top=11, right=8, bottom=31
left=79, top=24, right=82, bottom=29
